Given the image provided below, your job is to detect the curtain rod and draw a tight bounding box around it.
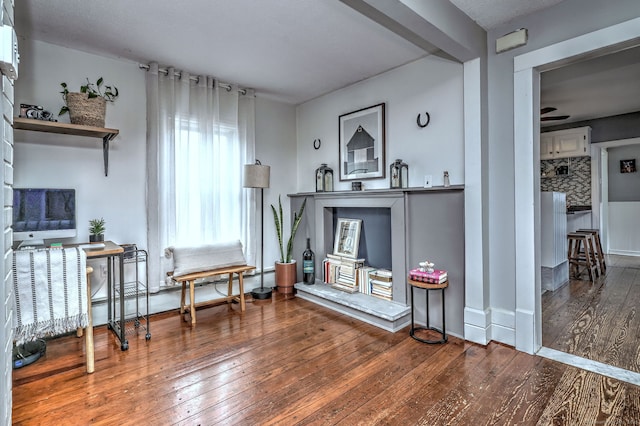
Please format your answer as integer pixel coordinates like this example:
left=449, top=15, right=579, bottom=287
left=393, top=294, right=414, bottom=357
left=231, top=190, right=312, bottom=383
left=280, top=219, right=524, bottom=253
left=138, top=63, right=247, bottom=95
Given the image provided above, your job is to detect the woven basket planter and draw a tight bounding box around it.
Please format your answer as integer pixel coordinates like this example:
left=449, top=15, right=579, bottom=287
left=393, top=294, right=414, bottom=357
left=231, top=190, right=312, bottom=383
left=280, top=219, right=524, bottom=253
left=66, top=92, right=106, bottom=127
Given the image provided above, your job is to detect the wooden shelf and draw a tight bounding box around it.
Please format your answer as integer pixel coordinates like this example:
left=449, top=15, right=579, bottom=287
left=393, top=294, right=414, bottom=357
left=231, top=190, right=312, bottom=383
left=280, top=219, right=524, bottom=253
left=14, top=117, right=119, bottom=176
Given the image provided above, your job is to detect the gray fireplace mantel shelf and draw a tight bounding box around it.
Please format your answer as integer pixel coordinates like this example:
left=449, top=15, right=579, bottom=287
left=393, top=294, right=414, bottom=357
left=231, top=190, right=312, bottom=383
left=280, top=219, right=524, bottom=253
left=289, top=185, right=464, bottom=198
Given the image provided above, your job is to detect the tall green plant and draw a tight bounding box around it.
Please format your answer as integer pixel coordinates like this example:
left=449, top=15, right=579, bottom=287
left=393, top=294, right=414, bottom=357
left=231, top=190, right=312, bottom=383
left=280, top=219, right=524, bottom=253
left=271, top=196, right=306, bottom=263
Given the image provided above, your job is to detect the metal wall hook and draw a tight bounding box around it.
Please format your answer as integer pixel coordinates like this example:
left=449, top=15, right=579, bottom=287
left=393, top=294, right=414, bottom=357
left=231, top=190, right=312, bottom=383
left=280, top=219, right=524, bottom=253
left=313, top=138, right=321, bottom=149
left=417, top=112, right=431, bottom=128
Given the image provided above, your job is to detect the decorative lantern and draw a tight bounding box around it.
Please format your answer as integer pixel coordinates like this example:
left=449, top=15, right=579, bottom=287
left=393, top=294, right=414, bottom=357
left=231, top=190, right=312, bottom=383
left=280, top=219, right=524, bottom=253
left=390, top=159, right=409, bottom=189
left=315, top=163, right=333, bottom=192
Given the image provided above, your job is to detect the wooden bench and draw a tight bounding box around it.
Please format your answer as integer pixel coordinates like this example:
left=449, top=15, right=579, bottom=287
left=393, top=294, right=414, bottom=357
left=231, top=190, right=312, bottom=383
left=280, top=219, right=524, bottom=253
left=169, top=264, right=255, bottom=325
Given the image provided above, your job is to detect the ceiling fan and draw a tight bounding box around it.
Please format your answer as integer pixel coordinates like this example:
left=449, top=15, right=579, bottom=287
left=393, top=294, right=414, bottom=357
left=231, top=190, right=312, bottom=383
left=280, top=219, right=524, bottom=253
left=541, top=107, right=570, bottom=121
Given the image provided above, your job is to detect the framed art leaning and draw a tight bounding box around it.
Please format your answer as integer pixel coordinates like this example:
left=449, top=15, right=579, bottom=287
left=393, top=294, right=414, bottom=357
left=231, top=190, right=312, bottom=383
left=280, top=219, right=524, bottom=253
left=333, top=218, right=362, bottom=259
left=338, top=103, right=385, bottom=181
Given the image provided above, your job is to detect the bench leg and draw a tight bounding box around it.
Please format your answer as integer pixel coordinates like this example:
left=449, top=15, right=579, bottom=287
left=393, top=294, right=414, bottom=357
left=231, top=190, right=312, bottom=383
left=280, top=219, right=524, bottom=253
left=238, top=272, right=245, bottom=312
left=180, top=282, right=186, bottom=314
left=189, top=280, right=196, bottom=325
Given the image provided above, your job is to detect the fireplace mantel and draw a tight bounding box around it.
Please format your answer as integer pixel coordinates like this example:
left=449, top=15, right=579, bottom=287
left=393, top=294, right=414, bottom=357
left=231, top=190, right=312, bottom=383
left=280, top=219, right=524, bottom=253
left=289, top=186, right=465, bottom=334
left=289, top=185, right=464, bottom=199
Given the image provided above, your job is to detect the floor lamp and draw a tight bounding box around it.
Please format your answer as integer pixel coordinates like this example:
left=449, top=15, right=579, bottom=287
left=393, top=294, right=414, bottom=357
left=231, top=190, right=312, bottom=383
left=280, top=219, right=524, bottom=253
left=243, top=160, right=272, bottom=299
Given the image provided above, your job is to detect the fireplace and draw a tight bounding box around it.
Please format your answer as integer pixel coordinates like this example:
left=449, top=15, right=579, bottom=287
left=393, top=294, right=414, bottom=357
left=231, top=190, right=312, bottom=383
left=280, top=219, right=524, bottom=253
left=290, top=187, right=465, bottom=335
left=331, top=207, right=391, bottom=269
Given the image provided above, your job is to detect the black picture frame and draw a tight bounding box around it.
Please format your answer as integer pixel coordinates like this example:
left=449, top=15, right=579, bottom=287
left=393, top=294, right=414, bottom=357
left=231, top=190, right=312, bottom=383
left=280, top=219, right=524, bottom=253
left=338, top=103, right=385, bottom=181
left=620, top=159, right=636, bottom=173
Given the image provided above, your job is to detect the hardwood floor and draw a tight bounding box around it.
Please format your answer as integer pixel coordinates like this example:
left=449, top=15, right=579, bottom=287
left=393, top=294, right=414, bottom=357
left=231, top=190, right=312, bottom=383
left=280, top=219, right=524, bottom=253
left=13, top=290, right=640, bottom=425
left=543, top=254, right=640, bottom=373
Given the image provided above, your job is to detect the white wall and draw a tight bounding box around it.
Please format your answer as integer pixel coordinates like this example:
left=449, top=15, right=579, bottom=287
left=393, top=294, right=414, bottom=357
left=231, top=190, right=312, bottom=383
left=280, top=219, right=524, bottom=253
left=13, top=38, right=298, bottom=291
left=608, top=202, right=640, bottom=256
left=14, top=38, right=147, bottom=297
left=255, top=97, right=297, bottom=270
left=296, top=56, right=464, bottom=193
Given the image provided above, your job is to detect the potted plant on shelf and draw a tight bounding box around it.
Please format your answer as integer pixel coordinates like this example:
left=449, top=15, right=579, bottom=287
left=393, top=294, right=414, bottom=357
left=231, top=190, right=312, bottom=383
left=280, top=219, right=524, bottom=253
left=59, top=77, right=119, bottom=128
left=88, top=218, right=106, bottom=243
left=271, top=196, right=306, bottom=295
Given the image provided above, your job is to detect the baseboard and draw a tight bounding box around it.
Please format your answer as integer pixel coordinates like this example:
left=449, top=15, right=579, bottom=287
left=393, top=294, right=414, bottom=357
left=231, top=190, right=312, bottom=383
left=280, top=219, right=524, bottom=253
left=464, top=306, right=490, bottom=345
left=609, top=249, right=640, bottom=257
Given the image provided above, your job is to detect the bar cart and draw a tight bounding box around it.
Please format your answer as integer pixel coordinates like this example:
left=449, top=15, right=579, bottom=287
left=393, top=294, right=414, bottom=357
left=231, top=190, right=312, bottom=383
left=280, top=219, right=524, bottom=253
left=108, top=245, right=150, bottom=350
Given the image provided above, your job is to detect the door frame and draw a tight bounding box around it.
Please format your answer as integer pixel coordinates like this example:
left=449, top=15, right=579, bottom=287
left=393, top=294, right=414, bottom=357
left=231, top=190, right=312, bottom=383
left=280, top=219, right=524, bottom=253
left=513, top=18, right=640, bottom=353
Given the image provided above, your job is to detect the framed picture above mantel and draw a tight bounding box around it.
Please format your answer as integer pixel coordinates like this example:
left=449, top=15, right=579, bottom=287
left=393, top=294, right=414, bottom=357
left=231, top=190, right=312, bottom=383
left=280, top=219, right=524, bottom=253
left=338, top=103, right=385, bottom=181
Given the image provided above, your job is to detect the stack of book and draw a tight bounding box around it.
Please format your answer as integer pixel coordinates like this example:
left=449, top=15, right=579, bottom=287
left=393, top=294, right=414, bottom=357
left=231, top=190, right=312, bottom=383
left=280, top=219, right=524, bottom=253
left=369, top=269, right=393, bottom=300
left=323, top=254, right=342, bottom=285
left=323, top=254, right=365, bottom=293
left=358, top=266, right=376, bottom=295
left=409, top=268, right=448, bottom=284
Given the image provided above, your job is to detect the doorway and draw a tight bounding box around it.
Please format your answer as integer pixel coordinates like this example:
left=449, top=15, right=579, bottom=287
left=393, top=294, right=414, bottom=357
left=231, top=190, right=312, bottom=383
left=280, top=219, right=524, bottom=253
left=512, top=18, right=640, bottom=355
left=540, top=137, right=640, bottom=374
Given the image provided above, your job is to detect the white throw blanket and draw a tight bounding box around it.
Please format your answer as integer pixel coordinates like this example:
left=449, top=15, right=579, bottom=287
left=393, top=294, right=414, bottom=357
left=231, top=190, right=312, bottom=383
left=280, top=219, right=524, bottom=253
left=13, top=247, right=88, bottom=346
left=164, top=240, right=247, bottom=280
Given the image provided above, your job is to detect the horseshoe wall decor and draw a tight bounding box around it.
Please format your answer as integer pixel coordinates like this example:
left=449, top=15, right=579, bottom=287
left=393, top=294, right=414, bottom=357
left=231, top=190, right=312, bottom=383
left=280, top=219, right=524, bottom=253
left=313, top=139, right=321, bottom=150
left=417, top=112, right=431, bottom=128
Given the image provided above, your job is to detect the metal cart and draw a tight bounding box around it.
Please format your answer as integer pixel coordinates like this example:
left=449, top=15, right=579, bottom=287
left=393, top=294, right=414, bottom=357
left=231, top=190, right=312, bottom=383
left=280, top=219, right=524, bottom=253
left=109, top=246, right=150, bottom=350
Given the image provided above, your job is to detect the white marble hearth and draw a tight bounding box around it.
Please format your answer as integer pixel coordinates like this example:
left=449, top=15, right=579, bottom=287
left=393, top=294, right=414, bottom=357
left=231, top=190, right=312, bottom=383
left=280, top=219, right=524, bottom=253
left=294, top=282, right=411, bottom=332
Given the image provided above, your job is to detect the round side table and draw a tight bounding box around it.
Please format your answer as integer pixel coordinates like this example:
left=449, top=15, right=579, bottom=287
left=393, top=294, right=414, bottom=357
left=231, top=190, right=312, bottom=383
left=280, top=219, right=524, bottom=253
left=408, top=278, right=448, bottom=344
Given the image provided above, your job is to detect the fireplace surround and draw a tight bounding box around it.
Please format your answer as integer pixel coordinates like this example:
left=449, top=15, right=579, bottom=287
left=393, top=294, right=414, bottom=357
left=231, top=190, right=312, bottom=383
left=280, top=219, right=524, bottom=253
left=290, top=186, right=465, bottom=334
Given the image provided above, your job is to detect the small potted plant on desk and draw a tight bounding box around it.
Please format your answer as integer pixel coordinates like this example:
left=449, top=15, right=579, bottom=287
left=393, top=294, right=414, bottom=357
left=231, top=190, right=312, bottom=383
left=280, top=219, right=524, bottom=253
left=271, top=196, right=306, bottom=295
left=88, top=218, right=106, bottom=243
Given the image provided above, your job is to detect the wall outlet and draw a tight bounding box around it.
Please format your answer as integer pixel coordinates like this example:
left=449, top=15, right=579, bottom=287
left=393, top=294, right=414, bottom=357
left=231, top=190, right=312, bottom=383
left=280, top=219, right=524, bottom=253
left=100, top=264, right=107, bottom=277
left=424, top=174, right=433, bottom=188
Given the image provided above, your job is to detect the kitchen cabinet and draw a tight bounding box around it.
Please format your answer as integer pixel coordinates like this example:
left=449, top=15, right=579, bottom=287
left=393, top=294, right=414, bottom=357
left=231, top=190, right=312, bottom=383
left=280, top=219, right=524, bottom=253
left=540, top=126, right=591, bottom=160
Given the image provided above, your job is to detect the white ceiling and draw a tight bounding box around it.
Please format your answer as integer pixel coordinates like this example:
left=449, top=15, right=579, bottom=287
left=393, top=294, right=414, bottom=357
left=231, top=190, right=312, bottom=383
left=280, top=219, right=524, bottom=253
left=14, top=0, right=640, bottom=123
left=540, top=45, right=640, bottom=126
left=448, top=0, right=566, bottom=30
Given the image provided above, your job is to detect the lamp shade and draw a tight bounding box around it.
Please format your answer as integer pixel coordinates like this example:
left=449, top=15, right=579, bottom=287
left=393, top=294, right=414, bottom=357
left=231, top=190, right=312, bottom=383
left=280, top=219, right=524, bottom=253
left=243, top=162, right=270, bottom=188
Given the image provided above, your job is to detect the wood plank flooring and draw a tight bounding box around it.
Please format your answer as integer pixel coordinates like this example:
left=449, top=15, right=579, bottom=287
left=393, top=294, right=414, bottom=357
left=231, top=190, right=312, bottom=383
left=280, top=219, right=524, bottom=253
left=13, top=288, right=640, bottom=425
left=543, top=254, right=640, bottom=373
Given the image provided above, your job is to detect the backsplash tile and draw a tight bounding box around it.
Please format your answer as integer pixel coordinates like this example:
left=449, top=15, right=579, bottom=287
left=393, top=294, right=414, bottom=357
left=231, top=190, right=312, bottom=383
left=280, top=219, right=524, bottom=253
left=540, top=156, right=591, bottom=206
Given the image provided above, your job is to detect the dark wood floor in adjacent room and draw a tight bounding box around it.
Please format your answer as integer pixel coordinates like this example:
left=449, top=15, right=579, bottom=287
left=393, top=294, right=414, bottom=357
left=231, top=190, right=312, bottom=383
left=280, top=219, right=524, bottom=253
left=543, top=254, right=640, bottom=373
left=13, top=287, right=640, bottom=425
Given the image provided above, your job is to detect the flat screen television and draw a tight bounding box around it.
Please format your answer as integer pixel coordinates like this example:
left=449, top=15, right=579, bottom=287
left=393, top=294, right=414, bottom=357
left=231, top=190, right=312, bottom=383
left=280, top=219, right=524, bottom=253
left=12, top=188, right=77, bottom=247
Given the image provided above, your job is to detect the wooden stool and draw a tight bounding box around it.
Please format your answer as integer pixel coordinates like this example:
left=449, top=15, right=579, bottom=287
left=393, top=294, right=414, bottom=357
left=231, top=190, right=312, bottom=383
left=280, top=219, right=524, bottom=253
left=408, top=278, right=448, bottom=344
left=577, top=228, right=606, bottom=273
left=574, top=231, right=601, bottom=277
left=567, top=233, right=598, bottom=282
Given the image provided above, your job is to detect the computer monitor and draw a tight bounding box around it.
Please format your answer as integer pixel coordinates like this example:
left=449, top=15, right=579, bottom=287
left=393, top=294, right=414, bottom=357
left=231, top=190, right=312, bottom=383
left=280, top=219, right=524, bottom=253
left=12, top=188, right=77, bottom=247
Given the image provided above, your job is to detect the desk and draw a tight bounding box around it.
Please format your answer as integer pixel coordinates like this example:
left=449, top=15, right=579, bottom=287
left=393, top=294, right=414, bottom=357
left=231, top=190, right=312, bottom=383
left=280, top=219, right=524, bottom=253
left=81, top=241, right=127, bottom=350
left=408, top=278, right=448, bottom=344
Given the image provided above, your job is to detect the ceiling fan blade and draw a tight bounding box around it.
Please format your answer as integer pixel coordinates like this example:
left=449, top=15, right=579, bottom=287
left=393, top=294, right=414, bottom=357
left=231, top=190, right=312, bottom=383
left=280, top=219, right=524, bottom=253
left=540, top=107, right=557, bottom=115
left=541, top=115, right=570, bottom=121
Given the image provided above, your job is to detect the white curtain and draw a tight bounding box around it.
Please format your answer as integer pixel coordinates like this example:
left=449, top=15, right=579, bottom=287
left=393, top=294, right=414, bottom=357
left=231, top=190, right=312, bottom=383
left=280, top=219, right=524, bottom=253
left=145, top=63, right=256, bottom=292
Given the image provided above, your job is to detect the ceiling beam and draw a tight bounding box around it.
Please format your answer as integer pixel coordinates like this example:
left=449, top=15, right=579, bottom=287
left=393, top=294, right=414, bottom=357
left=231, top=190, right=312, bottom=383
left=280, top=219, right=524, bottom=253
left=340, top=0, right=485, bottom=63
